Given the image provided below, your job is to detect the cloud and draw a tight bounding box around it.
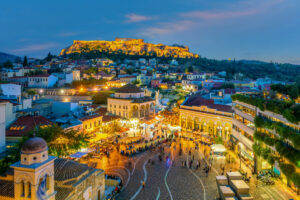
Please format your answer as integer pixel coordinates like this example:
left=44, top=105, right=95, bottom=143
left=181, top=0, right=285, bottom=21
left=181, top=10, right=258, bottom=20
left=58, top=32, right=79, bottom=37
left=124, top=13, right=152, bottom=23
left=136, top=0, right=287, bottom=38
left=137, top=20, right=194, bottom=38
left=12, top=42, right=59, bottom=54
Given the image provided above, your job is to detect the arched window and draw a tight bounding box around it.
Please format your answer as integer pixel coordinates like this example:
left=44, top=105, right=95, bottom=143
left=21, top=181, right=25, bottom=197
left=46, top=175, right=50, bottom=191
left=28, top=183, right=31, bottom=197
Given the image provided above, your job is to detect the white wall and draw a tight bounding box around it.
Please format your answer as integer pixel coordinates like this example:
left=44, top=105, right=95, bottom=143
left=0, top=103, right=6, bottom=153
left=0, top=84, right=21, bottom=97
left=51, top=101, right=78, bottom=117
left=4, top=102, right=16, bottom=127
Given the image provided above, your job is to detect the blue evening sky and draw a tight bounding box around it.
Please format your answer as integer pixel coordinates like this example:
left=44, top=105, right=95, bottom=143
left=1, top=0, right=300, bottom=63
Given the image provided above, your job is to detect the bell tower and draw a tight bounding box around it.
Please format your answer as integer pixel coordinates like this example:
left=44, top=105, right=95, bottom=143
left=11, top=137, right=56, bottom=200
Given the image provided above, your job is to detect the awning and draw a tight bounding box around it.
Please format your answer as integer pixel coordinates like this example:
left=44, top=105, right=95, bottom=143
left=69, top=152, right=88, bottom=159
left=211, top=144, right=226, bottom=153
left=241, top=149, right=254, bottom=161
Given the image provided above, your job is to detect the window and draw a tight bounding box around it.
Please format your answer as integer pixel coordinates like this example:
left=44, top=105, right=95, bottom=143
left=46, top=175, right=50, bottom=191
left=21, top=181, right=25, bottom=197
left=33, top=157, right=37, bottom=160
left=28, top=183, right=31, bottom=197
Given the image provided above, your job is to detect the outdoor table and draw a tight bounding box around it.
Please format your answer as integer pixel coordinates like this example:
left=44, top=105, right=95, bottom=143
left=226, top=172, right=243, bottom=181
left=216, top=175, right=228, bottom=186
left=237, top=193, right=253, bottom=200
left=230, top=180, right=250, bottom=195
left=219, top=185, right=235, bottom=198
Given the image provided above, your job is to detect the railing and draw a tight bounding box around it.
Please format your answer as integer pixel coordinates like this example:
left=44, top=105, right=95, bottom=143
left=233, top=118, right=254, bottom=136
left=233, top=107, right=254, bottom=122
left=232, top=129, right=253, bottom=150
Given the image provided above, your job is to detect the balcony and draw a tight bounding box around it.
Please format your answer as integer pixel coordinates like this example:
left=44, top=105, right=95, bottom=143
left=232, top=129, right=253, bottom=150
left=233, top=107, right=254, bottom=122
left=233, top=100, right=256, bottom=110
left=233, top=118, right=254, bottom=136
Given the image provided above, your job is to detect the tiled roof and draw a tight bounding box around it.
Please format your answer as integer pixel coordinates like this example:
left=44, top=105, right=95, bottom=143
left=6, top=116, right=52, bottom=137
left=55, top=187, right=73, bottom=200
left=0, top=180, right=14, bottom=198
left=102, top=115, right=120, bottom=122
left=79, top=114, right=101, bottom=122
left=54, top=158, right=91, bottom=181
left=183, top=96, right=233, bottom=113
left=95, top=107, right=107, bottom=116
left=28, top=74, right=50, bottom=78
left=115, top=84, right=143, bottom=93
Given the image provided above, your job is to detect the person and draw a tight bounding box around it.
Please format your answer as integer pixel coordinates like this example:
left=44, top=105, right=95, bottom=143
left=205, top=167, right=209, bottom=177
left=222, top=166, right=225, bottom=175
left=199, top=160, right=201, bottom=168
left=142, top=181, right=145, bottom=189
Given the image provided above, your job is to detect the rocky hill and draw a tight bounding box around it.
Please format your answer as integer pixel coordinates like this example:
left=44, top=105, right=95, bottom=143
left=60, top=38, right=199, bottom=59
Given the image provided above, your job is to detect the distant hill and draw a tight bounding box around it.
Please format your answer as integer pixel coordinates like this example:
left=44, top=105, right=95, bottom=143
left=0, top=52, right=20, bottom=64
left=60, top=38, right=199, bottom=59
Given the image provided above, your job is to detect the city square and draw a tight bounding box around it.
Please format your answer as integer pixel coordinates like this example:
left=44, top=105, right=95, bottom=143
left=0, top=1, right=300, bottom=199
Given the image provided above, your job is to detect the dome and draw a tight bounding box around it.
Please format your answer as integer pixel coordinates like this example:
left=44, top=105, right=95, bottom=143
left=21, top=137, right=48, bottom=154
left=115, top=84, right=143, bottom=93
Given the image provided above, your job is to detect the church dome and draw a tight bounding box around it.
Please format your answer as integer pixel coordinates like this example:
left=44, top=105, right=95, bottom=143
left=21, top=137, right=48, bottom=154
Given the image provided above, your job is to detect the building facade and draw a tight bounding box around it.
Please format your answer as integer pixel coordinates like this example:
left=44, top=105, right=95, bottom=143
left=28, top=75, right=58, bottom=88
left=179, top=96, right=233, bottom=141
left=107, top=84, right=155, bottom=119
left=232, top=100, right=256, bottom=170
left=0, top=102, right=6, bottom=153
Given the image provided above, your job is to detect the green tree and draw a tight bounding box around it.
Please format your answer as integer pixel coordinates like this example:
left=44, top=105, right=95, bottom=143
left=26, top=124, right=89, bottom=157
left=23, top=56, right=28, bottom=66
left=2, top=60, right=13, bottom=68
left=26, top=89, right=37, bottom=95
left=288, top=84, right=299, bottom=99
left=46, top=52, right=54, bottom=62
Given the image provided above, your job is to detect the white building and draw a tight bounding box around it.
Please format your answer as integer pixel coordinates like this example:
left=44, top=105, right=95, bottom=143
left=51, top=101, right=79, bottom=117
left=0, top=101, right=6, bottom=153
left=187, top=72, right=206, bottom=80
left=66, top=70, right=81, bottom=83
left=28, top=74, right=58, bottom=88
left=0, top=83, right=21, bottom=98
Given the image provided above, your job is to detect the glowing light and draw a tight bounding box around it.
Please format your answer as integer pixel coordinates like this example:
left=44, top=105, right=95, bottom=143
left=94, top=87, right=98, bottom=91
left=79, top=87, right=84, bottom=92
left=60, top=89, right=65, bottom=94
left=39, top=89, right=44, bottom=93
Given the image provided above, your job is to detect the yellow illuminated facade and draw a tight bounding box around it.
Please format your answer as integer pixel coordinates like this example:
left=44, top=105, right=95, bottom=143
left=107, top=84, right=155, bottom=119
left=179, top=97, right=232, bottom=141
left=60, top=38, right=199, bottom=59
left=80, top=114, right=102, bottom=134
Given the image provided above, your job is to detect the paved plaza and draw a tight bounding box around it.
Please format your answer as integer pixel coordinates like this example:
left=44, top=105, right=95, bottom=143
left=88, top=138, right=298, bottom=200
